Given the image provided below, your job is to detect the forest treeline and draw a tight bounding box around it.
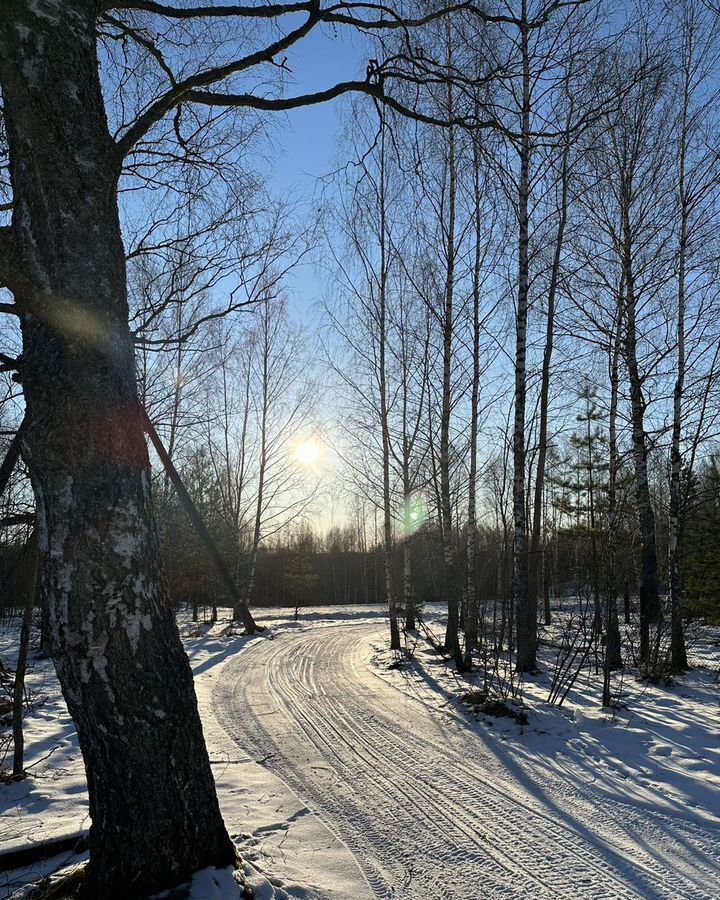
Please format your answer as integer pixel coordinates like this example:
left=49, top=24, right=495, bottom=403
left=152, top=454, right=720, bottom=630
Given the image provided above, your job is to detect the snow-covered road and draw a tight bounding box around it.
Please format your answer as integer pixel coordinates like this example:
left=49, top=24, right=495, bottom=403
left=213, top=621, right=720, bottom=900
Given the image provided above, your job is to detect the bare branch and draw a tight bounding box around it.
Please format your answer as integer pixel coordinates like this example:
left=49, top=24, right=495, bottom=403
left=116, top=11, right=321, bottom=156
left=112, top=0, right=516, bottom=156
left=187, top=82, right=502, bottom=131
left=102, top=0, right=311, bottom=18
left=0, top=353, right=19, bottom=373
left=103, top=0, right=584, bottom=29
left=100, top=13, right=177, bottom=84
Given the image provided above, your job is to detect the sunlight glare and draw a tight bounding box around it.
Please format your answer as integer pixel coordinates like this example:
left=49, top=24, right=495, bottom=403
left=295, top=438, right=322, bottom=467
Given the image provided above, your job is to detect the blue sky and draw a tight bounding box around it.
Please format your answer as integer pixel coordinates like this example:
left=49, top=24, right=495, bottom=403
left=272, top=25, right=368, bottom=192
left=264, top=25, right=372, bottom=317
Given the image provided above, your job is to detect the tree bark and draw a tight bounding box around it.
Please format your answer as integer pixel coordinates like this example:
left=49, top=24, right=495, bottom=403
left=669, top=67, right=690, bottom=673
left=464, top=133, right=483, bottom=668
left=377, top=119, right=400, bottom=650
left=402, top=435, right=416, bottom=630
left=529, top=114, right=570, bottom=632
left=399, top=302, right=426, bottom=633
left=403, top=523, right=415, bottom=630
left=0, top=4, right=235, bottom=895
left=604, top=295, right=624, bottom=694
left=239, top=307, right=270, bottom=619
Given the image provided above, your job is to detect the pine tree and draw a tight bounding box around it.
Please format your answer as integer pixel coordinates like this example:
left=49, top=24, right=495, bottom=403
left=683, top=460, right=720, bottom=625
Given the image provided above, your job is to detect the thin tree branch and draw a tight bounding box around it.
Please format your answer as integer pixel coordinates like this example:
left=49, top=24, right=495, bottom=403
left=116, top=10, right=321, bottom=156
left=0, top=417, right=26, bottom=500
left=100, top=13, right=177, bottom=84
left=103, top=0, right=586, bottom=29
left=113, top=0, right=515, bottom=156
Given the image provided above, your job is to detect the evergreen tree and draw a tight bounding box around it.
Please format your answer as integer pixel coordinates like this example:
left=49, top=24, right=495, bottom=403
left=683, top=459, right=720, bottom=625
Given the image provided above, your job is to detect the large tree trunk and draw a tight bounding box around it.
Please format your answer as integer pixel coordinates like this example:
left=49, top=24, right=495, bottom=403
left=0, top=4, right=235, bottom=896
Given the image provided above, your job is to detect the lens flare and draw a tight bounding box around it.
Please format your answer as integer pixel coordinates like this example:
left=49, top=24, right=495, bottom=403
left=401, top=494, right=428, bottom=536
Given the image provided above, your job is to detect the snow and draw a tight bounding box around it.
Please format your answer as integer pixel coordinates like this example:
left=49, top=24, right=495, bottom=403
left=0, top=610, right=89, bottom=883
left=374, top=611, right=720, bottom=831
left=2, top=604, right=719, bottom=898
left=182, top=867, right=243, bottom=899
left=150, top=865, right=246, bottom=900
left=0, top=610, right=369, bottom=900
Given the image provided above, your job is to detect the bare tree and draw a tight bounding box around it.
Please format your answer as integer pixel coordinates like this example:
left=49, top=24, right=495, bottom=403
left=324, top=104, right=408, bottom=648
left=528, top=80, right=574, bottom=631
left=438, top=60, right=464, bottom=668
left=603, top=294, right=624, bottom=705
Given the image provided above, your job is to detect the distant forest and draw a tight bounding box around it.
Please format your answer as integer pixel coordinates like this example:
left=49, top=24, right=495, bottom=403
left=152, top=455, right=720, bottom=627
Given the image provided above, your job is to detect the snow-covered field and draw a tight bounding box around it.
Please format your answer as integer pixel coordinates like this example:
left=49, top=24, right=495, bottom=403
left=1, top=604, right=719, bottom=898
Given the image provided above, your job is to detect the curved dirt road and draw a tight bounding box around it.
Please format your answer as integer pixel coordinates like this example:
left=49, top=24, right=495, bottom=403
left=213, top=622, right=720, bottom=899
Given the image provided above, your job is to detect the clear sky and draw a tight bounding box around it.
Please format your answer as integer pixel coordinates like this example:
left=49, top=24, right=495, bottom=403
left=265, top=25, right=371, bottom=316
left=271, top=25, right=369, bottom=193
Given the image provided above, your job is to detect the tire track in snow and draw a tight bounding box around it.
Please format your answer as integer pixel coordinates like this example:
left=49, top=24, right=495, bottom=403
left=359, top=635, right=720, bottom=895
left=213, top=622, right=720, bottom=900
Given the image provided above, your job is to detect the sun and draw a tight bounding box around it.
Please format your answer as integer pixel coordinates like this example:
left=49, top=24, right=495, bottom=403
left=294, top=439, right=322, bottom=467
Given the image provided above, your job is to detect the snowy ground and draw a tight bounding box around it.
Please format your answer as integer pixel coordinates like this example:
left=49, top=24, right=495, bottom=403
left=1, top=604, right=719, bottom=898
